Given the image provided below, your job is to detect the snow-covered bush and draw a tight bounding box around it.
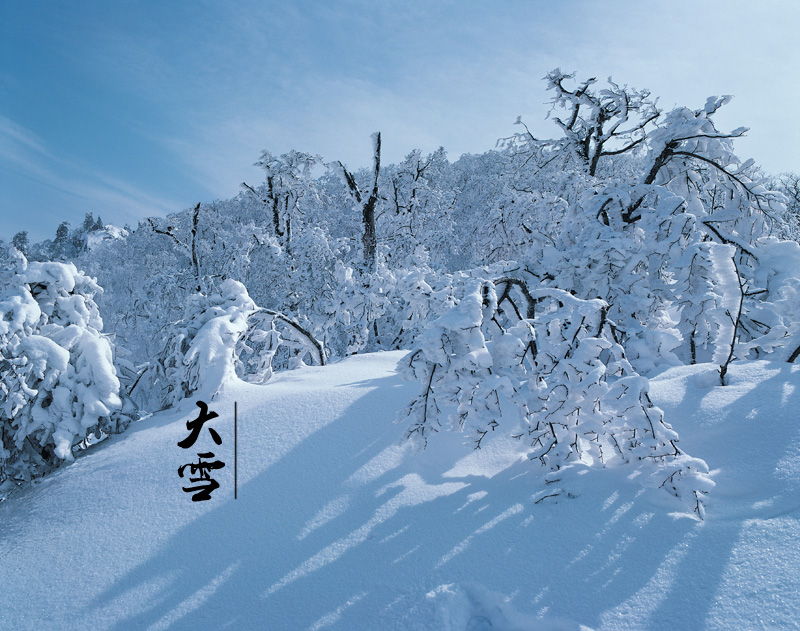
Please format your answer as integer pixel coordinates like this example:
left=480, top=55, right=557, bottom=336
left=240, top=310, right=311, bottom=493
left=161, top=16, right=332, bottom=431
left=145, top=279, right=325, bottom=409
left=0, top=250, right=132, bottom=491
left=147, top=279, right=257, bottom=408
left=399, top=279, right=714, bottom=517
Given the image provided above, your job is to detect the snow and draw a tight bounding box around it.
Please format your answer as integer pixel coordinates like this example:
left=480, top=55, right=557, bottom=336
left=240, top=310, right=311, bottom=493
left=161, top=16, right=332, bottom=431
left=86, top=225, right=129, bottom=251
left=1, top=352, right=799, bottom=630
left=20, top=334, right=70, bottom=374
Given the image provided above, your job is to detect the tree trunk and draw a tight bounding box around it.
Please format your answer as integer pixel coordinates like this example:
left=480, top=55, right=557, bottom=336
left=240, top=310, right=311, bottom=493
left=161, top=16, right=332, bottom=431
left=190, top=203, right=201, bottom=292
left=362, top=132, right=381, bottom=273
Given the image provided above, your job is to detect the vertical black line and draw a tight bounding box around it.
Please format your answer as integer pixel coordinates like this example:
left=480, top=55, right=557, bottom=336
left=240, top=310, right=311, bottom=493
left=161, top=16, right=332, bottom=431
left=234, top=401, right=238, bottom=500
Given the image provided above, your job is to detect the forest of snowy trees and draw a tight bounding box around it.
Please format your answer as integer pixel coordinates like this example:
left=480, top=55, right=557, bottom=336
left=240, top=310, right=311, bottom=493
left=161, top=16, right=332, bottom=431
left=3, top=70, right=800, bottom=516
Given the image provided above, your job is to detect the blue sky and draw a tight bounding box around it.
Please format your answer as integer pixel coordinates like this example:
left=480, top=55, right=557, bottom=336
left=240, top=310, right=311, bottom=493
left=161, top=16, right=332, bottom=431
left=1, top=0, right=798, bottom=242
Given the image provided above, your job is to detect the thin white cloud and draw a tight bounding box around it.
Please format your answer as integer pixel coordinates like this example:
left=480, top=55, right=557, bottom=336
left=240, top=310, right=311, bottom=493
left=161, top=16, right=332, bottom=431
left=0, top=114, right=52, bottom=158
left=0, top=113, right=184, bottom=237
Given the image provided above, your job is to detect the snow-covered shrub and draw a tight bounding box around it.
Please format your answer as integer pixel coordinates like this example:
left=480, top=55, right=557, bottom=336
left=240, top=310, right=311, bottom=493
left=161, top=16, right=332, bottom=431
left=399, top=279, right=714, bottom=517
left=0, top=250, right=132, bottom=491
left=146, top=279, right=326, bottom=409
left=148, top=279, right=258, bottom=408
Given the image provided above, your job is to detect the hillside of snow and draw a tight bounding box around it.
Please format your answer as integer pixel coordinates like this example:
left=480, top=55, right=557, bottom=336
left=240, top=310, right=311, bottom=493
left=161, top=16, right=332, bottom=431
left=1, top=352, right=798, bottom=630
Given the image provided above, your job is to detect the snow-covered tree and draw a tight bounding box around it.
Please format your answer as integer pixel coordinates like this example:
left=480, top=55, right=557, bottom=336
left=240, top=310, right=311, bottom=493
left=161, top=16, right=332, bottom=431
left=11, top=232, right=28, bottom=256
left=543, top=68, right=660, bottom=176
left=250, top=149, right=322, bottom=254
left=740, top=237, right=800, bottom=363
left=497, top=72, right=791, bottom=378
left=330, top=133, right=382, bottom=274
left=380, top=147, right=458, bottom=269
left=146, top=279, right=257, bottom=408
left=0, top=249, right=133, bottom=492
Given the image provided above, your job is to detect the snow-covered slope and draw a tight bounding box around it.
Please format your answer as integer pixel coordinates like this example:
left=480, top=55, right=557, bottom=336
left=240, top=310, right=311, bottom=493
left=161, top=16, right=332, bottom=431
left=1, top=352, right=798, bottom=630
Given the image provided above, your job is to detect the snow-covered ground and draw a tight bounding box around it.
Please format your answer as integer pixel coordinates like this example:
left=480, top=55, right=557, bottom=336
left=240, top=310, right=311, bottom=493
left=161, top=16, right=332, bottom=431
left=1, top=352, right=798, bottom=630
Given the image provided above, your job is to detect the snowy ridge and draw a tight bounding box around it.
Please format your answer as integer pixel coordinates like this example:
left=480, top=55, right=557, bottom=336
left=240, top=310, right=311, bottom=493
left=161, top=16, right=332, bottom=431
left=1, top=352, right=799, bottom=630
